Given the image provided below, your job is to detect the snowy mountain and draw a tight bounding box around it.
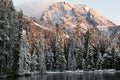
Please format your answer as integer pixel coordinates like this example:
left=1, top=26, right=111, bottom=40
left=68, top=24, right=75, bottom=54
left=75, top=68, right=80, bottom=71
left=41, top=2, right=116, bottom=32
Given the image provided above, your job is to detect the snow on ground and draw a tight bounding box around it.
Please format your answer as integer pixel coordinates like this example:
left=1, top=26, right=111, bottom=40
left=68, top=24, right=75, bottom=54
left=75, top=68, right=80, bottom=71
left=63, top=34, right=69, bottom=38
left=33, top=21, right=53, bottom=31
left=46, top=69, right=116, bottom=74
left=97, top=26, right=109, bottom=32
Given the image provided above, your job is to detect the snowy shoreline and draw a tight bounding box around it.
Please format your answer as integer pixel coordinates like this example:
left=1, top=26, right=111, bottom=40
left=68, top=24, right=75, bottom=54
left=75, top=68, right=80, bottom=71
left=0, top=69, right=120, bottom=78
left=46, top=69, right=120, bottom=74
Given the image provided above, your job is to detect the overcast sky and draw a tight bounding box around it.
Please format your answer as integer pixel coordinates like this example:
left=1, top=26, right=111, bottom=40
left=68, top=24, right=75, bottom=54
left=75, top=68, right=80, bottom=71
left=13, top=0, right=120, bottom=25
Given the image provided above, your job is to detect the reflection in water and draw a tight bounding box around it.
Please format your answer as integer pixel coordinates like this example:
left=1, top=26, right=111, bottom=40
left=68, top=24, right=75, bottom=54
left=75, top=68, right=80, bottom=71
left=1, top=72, right=120, bottom=80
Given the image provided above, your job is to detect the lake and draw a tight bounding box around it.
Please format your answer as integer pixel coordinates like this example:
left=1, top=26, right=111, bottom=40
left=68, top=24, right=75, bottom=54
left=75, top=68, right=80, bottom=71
left=1, top=71, right=120, bottom=80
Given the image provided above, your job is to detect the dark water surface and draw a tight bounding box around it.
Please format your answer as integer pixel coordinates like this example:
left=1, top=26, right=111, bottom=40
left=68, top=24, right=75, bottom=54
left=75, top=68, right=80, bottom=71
left=1, top=71, right=120, bottom=80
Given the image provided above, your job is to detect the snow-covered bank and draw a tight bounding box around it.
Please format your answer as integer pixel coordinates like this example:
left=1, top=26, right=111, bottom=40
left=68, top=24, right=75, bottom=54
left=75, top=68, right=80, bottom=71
left=46, top=69, right=118, bottom=74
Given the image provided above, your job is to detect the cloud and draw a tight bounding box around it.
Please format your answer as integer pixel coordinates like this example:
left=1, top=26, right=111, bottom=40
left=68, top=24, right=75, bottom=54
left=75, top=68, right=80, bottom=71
left=15, top=0, right=65, bottom=17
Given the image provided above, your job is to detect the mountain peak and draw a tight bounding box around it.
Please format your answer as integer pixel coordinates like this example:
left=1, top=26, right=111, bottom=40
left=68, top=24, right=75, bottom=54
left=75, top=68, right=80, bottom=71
left=41, top=2, right=116, bottom=31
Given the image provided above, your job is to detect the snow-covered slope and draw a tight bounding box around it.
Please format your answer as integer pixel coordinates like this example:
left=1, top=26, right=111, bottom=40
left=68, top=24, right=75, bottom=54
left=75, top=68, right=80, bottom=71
left=33, top=21, right=53, bottom=31
left=41, top=2, right=116, bottom=32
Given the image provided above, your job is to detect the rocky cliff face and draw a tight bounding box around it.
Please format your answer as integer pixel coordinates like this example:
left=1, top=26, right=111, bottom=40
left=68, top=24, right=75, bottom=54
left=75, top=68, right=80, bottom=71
left=0, top=0, right=46, bottom=77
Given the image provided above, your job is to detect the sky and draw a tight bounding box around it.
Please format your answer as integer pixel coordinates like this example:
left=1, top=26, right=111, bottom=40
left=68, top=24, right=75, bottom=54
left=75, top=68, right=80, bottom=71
left=13, top=0, right=120, bottom=25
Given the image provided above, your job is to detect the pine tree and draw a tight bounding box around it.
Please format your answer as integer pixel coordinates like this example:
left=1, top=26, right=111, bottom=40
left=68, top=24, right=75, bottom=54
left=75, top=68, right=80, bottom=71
left=51, top=27, right=67, bottom=71
left=0, top=0, right=23, bottom=75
